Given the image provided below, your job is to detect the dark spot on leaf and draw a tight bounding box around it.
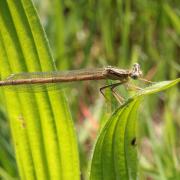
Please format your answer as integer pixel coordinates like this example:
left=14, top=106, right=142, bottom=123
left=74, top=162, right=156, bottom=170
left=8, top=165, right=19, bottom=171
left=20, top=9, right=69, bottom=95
left=64, top=7, right=70, bottom=16
left=131, top=137, right=136, bottom=146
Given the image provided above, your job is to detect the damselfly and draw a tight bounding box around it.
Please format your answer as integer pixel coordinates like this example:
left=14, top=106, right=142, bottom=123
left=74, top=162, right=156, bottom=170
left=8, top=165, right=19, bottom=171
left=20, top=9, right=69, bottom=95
left=0, top=63, right=147, bottom=103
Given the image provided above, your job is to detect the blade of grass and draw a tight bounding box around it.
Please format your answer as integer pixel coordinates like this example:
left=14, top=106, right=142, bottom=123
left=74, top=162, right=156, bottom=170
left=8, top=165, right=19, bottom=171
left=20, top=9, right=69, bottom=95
left=164, top=4, right=180, bottom=34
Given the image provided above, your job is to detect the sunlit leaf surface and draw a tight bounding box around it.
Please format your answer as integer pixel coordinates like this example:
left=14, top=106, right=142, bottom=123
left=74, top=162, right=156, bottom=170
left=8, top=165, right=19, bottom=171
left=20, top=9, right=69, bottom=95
left=0, top=0, right=80, bottom=180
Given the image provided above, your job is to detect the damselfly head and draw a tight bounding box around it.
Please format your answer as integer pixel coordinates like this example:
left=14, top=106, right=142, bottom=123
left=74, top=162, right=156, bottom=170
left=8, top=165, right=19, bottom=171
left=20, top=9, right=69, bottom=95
left=130, top=63, right=143, bottom=80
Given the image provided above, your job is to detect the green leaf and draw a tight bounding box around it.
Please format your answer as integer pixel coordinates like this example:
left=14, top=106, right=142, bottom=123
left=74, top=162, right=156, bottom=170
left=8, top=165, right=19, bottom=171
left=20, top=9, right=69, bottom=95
left=89, top=79, right=179, bottom=180
left=132, top=79, right=180, bottom=98
left=0, top=0, right=80, bottom=180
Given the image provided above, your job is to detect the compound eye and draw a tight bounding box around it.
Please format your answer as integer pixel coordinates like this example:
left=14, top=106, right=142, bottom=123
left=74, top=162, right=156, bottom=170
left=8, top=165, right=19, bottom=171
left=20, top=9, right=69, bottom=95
left=131, top=63, right=142, bottom=79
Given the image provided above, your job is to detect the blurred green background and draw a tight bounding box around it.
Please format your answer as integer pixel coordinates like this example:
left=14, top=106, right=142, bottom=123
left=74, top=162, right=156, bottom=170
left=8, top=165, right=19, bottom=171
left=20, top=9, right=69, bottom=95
left=0, top=0, right=179, bottom=179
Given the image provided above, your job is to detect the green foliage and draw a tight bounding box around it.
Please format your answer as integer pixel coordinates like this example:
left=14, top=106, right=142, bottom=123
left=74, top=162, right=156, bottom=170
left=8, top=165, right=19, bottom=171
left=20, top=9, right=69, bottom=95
left=90, top=101, right=139, bottom=180
left=0, top=0, right=79, bottom=179
left=90, top=79, right=179, bottom=180
left=0, top=0, right=179, bottom=180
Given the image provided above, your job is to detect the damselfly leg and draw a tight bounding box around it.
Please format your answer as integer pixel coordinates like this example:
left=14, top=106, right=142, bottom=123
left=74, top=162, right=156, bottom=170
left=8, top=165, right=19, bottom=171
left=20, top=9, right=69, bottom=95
left=100, top=80, right=147, bottom=104
left=100, top=82, right=125, bottom=104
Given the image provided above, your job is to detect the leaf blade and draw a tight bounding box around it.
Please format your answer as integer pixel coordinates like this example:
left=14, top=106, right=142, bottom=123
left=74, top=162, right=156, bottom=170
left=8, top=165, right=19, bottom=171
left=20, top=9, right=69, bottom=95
left=90, top=79, right=179, bottom=180
left=0, top=0, right=80, bottom=179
